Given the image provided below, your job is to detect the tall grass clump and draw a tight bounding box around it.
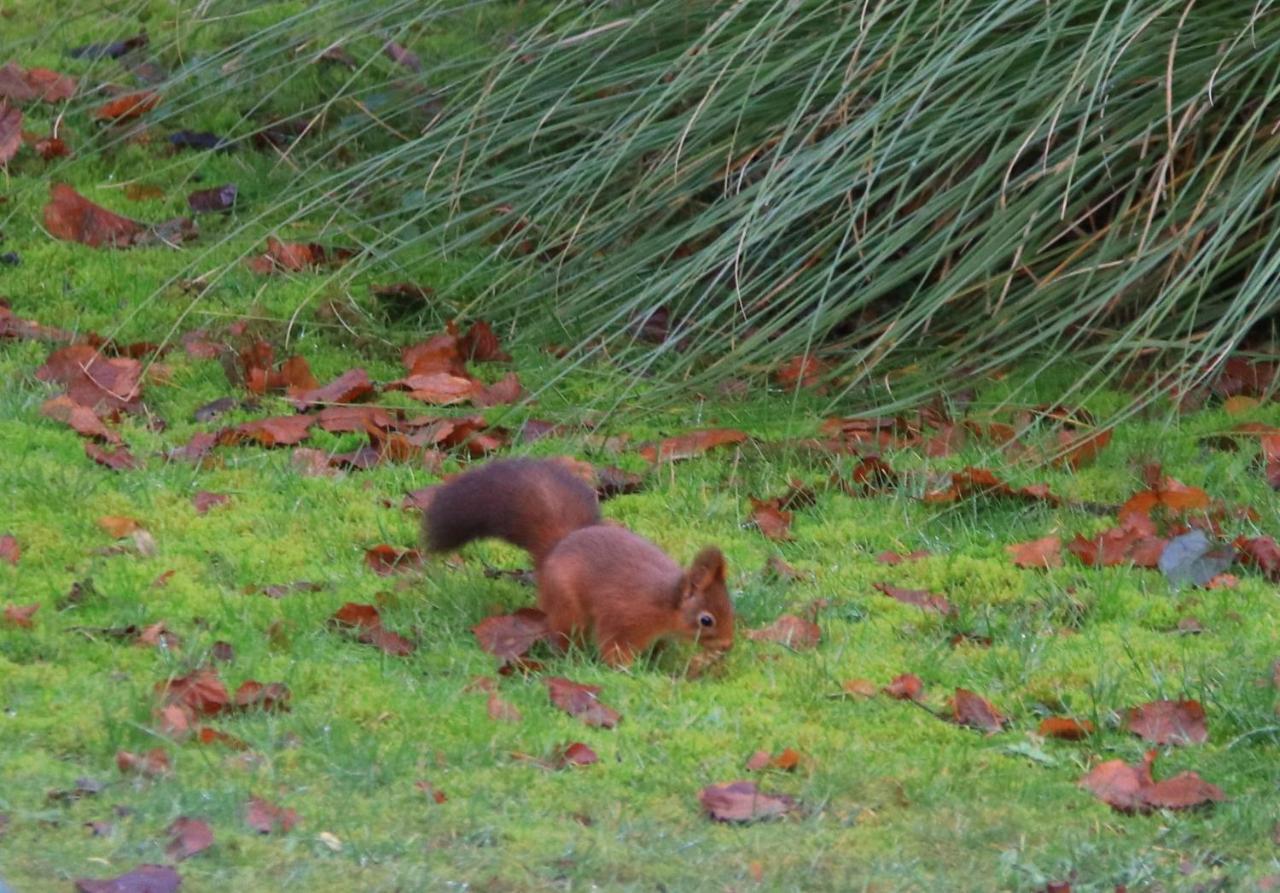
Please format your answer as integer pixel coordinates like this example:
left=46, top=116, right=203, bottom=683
left=12, top=0, right=1280, bottom=410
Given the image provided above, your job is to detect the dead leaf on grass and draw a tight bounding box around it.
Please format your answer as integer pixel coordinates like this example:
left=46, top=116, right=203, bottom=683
left=165, top=816, right=213, bottom=861
left=545, top=676, right=620, bottom=728
left=699, top=781, right=795, bottom=823
left=1007, top=535, right=1063, bottom=569
left=245, top=795, right=298, bottom=834
left=951, top=688, right=1006, bottom=733
left=746, top=615, right=821, bottom=650
left=1125, top=699, right=1208, bottom=745
left=472, top=608, right=550, bottom=660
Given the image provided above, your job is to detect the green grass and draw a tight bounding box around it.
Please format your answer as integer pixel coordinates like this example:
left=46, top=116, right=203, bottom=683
left=3, top=3, right=1280, bottom=892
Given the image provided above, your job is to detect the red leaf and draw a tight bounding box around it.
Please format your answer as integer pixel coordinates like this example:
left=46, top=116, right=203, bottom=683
left=1125, top=699, right=1207, bottom=745
left=0, top=62, right=76, bottom=103
left=1235, top=535, right=1280, bottom=582
left=165, top=816, right=213, bottom=861
left=746, top=615, right=821, bottom=650
left=883, top=673, right=924, bottom=701
left=218, top=415, right=314, bottom=447
left=472, top=608, right=551, bottom=660
left=749, top=497, right=793, bottom=541
left=1142, top=772, right=1227, bottom=809
left=44, top=183, right=148, bottom=248
left=41, top=395, right=121, bottom=443
left=1052, top=427, right=1112, bottom=469
left=245, top=795, right=297, bottom=834
left=0, top=102, right=20, bottom=166
left=364, top=544, right=425, bottom=576
left=94, top=90, right=159, bottom=121
left=233, top=681, right=291, bottom=712
left=287, top=368, right=374, bottom=410
left=33, top=134, right=70, bottom=159
left=924, top=467, right=1060, bottom=505
left=472, top=372, right=523, bottom=408
left=1007, top=535, right=1063, bottom=569
left=4, top=602, right=38, bottom=628
left=247, top=236, right=349, bottom=274
left=545, top=676, right=621, bottom=728
left=1038, top=717, right=1095, bottom=740
left=332, top=602, right=382, bottom=630
left=85, top=442, right=141, bottom=471
left=458, top=320, right=510, bottom=363
left=554, top=742, right=598, bottom=768
left=329, top=602, right=416, bottom=656
left=74, top=865, right=180, bottom=893
left=638, top=428, right=749, bottom=463
left=192, top=491, right=229, bottom=514
left=37, top=344, right=143, bottom=411
left=872, top=582, right=952, bottom=615
left=116, top=747, right=171, bottom=778
left=0, top=533, right=19, bottom=565
left=699, top=781, right=795, bottom=822
left=1079, top=755, right=1154, bottom=813
left=775, top=354, right=829, bottom=390
left=951, top=688, right=1006, bottom=733
left=158, top=668, right=229, bottom=716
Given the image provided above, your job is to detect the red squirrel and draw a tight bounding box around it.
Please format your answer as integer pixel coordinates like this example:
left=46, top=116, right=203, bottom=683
left=422, top=458, right=733, bottom=666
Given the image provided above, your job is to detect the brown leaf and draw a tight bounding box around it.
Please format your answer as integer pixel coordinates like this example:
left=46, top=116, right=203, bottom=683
left=37, top=344, right=143, bottom=411
left=457, top=320, right=510, bottom=363
left=1051, top=427, right=1113, bottom=469
left=471, top=372, right=523, bottom=408
left=187, top=184, right=236, bottom=213
left=233, top=681, right=291, bottom=712
left=74, top=865, right=180, bottom=893
left=1125, top=699, right=1208, bottom=746
left=924, top=467, right=1060, bottom=506
left=775, top=354, right=829, bottom=390
left=486, top=692, right=522, bottom=724
left=364, top=544, right=424, bottom=576
left=165, top=816, right=213, bottom=861
left=1141, top=772, right=1227, bottom=809
left=287, top=368, right=374, bottom=410
left=747, top=749, right=801, bottom=771
left=329, top=602, right=416, bottom=656
left=192, top=491, right=229, bottom=514
left=883, top=673, right=924, bottom=701
left=473, top=608, right=550, bottom=660
left=545, top=676, right=621, bottom=728
left=85, top=442, right=141, bottom=471
left=0, top=62, right=76, bottom=103
left=1007, top=535, right=1063, bottom=569
left=41, top=395, right=121, bottom=443
left=44, top=183, right=147, bottom=248
left=553, top=742, right=598, bottom=768
left=218, top=415, right=313, bottom=447
left=1080, top=754, right=1155, bottom=813
left=4, top=603, right=38, bottom=628
left=872, top=582, right=952, bottom=614
left=247, top=236, right=349, bottom=273
left=841, top=678, right=878, bottom=698
left=94, top=90, right=159, bottom=121
left=0, top=102, right=20, bottom=165
left=33, top=134, right=70, bottom=159
left=0, top=303, right=73, bottom=342
left=875, top=549, right=931, bottom=565
left=638, top=428, right=749, bottom=463
left=245, top=795, right=297, bottom=834
left=1038, top=717, right=1095, bottom=740
left=1068, top=513, right=1168, bottom=569
left=951, top=688, right=1006, bottom=733
left=158, top=668, right=229, bottom=716
left=749, top=497, right=793, bottom=541
left=0, top=533, right=19, bottom=565
left=1235, top=535, right=1280, bottom=582
left=699, top=781, right=795, bottom=823
left=746, top=615, right=821, bottom=650
left=116, top=747, right=171, bottom=778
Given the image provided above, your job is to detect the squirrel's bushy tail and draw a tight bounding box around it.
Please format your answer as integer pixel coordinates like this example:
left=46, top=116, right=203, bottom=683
left=422, top=458, right=602, bottom=566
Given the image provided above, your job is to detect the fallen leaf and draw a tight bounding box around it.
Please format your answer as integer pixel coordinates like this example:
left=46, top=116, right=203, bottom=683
left=638, top=428, right=748, bottom=463
left=85, top=442, right=141, bottom=471
left=0, top=533, right=19, bottom=565
left=74, top=865, right=180, bottom=893
left=187, top=184, right=237, bottom=213
left=872, top=582, right=952, bottom=615
left=247, top=236, right=349, bottom=273
left=883, top=673, right=924, bottom=701
left=951, top=688, right=1006, bottom=733
left=1080, top=750, right=1224, bottom=813
left=287, top=368, right=374, bottom=410
left=1125, top=699, right=1208, bottom=745
left=775, top=354, right=829, bottom=390
left=94, top=90, right=159, bottom=121
left=116, top=747, right=171, bottom=777
left=158, top=668, right=229, bottom=716
left=875, top=549, right=930, bottom=565
left=1038, top=717, right=1095, bottom=740
left=192, top=491, right=229, bottom=514
left=1142, top=772, right=1228, bottom=809
left=487, top=692, right=522, bottom=724
left=41, top=395, right=121, bottom=443
left=246, top=795, right=297, bottom=834
left=746, top=615, right=821, bottom=650
left=749, top=497, right=793, bottom=541
left=4, top=603, right=38, bottom=628
left=37, top=344, right=143, bottom=411
left=1051, top=427, right=1113, bottom=469
left=384, top=40, right=422, bottom=73
left=841, top=678, right=878, bottom=698
left=233, top=681, right=291, bottom=712
left=364, top=544, right=424, bottom=576
left=218, top=415, right=314, bottom=447
left=1157, top=530, right=1235, bottom=588
left=329, top=602, right=416, bottom=656
left=0, top=62, right=76, bottom=103
left=165, top=816, right=213, bottom=861
left=924, top=467, right=1059, bottom=506
left=0, top=102, right=20, bottom=165
left=471, top=372, right=523, bottom=408
left=33, top=134, right=69, bottom=159
left=1007, top=535, right=1063, bottom=569
left=545, top=676, right=621, bottom=728
left=44, top=183, right=146, bottom=248
left=473, top=608, right=550, bottom=660
left=554, top=742, right=598, bottom=768
left=1235, top=535, right=1280, bottom=582
left=699, top=781, right=795, bottom=823
left=747, top=749, right=801, bottom=771
left=414, top=780, right=447, bottom=803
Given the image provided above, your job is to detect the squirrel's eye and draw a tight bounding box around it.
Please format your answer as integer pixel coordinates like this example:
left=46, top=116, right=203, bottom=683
left=698, top=612, right=715, bottom=628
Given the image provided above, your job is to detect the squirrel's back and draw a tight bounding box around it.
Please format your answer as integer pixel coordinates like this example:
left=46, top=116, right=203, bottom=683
left=422, top=458, right=602, bottom=566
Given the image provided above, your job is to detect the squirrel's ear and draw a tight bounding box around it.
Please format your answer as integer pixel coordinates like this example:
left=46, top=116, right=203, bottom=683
left=687, top=547, right=727, bottom=591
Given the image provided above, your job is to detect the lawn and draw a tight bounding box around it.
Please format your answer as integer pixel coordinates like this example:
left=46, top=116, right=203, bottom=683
left=2, top=3, right=1279, bottom=892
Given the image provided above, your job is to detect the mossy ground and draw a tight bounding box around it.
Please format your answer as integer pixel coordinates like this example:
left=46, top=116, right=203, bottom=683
left=2, top=4, right=1280, bottom=892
